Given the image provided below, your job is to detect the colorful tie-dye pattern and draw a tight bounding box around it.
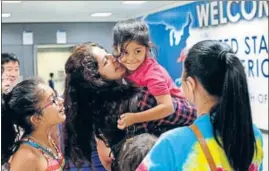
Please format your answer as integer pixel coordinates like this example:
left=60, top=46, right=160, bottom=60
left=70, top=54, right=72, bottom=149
left=136, top=114, right=263, bottom=171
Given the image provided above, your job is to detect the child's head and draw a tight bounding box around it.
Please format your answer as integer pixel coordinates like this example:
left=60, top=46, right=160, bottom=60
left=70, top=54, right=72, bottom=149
left=1, top=78, right=65, bottom=163
left=113, top=19, right=151, bottom=71
left=49, top=72, right=54, bottom=78
left=1, top=53, right=20, bottom=88
left=116, top=133, right=157, bottom=171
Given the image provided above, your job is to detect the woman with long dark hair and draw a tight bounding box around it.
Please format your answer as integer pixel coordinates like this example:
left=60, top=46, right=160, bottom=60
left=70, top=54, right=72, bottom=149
left=137, top=40, right=264, bottom=171
left=63, top=42, right=196, bottom=171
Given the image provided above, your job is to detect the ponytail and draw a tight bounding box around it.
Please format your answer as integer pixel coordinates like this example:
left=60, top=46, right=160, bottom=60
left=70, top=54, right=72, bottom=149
left=211, top=52, right=256, bottom=171
left=1, top=93, right=18, bottom=164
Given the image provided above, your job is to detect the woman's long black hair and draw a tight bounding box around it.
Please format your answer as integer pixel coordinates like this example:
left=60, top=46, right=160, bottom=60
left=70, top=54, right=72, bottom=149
left=63, top=42, right=140, bottom=167
left=184, top=40, right=257, bottom=171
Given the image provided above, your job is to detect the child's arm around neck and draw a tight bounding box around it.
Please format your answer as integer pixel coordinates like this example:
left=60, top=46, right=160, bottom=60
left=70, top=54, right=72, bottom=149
left=117, top=93, right=175, bottom=129
left=132, top=93, right=175, bottom=123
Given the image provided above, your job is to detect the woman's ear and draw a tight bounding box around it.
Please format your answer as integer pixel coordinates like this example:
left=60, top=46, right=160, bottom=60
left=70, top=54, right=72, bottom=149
left=30, top=114, right=43, bottom=126
left=186, top=76, right=196, bottom=92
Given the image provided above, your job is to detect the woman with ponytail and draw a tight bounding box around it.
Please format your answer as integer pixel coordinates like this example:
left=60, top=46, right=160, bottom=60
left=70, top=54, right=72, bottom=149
left=137, top=40, right=263, bottom=171
left=1, top=78, right=66, bottom=171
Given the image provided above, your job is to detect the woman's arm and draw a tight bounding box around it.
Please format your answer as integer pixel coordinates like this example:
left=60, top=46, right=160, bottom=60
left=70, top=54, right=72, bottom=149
left=95, top=136, right=114, bottom=171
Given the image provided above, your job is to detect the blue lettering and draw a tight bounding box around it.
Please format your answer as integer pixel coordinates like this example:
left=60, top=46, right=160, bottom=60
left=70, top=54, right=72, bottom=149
left=259, top=35, right=268, bottom=53
left=240, top=58, right=268, bottom=78
left=256, top=58, right=259, bottom=77
left=261, top=58, right=269, bottom=78
left=231, top=38, right=238, bottom=53
left=252, top=36, right=257, bottom=54
left=248, top=59, right=255, bottom=77
left=245, top=36, right=250, bottom=54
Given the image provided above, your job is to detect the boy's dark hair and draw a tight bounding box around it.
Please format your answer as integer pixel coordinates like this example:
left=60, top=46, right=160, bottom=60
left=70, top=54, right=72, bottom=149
left=1, top=53, right=20, bottom=66
left=49, top=73, right=54, bottom=78
left=116, top=133, right=157, bottom=171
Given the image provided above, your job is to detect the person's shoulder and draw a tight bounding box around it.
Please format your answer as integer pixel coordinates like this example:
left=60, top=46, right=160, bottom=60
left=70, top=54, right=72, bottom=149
left=146, top=59, right=163, bottom=72
left=150, top=126, right=196, bottom=161
left=134, top=87, right=157, bottom=110
left=142, top=64, right=167, bottom=85
left=162, top=126, right=193, bottom=138
left=160, top=126, right=195, bottom=146
left=140, top=58, right=161, bottom=74
left=10, top=145, right=43, bottom=169
left=251, top=125, right=264, bottom=167
left=136, top=87, right=156, bottom=102
left=12, top=145, right=39, bottom=161
left=252, top=125, right=263, bottom=140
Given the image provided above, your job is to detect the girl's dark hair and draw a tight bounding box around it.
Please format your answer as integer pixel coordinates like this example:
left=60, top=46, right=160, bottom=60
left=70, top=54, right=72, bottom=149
left=116, top=133, right=157, bottom=171
left=63, top=42, right=139, bottom=167
left=113, top=19, right=150, bottom=51
left=1, top=78, right=45, bottom=164
left=184, top=40, right=256, bottom=171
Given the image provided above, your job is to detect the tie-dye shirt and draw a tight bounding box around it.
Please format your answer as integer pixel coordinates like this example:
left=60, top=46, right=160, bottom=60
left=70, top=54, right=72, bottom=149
left=136, top=114, right=263, bottom=171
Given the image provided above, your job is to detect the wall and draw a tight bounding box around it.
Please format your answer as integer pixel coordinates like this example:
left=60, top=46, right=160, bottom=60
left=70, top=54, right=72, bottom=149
left=2, top=22, right=116, bottom=78
left=37, top=47, right=72, bottom=95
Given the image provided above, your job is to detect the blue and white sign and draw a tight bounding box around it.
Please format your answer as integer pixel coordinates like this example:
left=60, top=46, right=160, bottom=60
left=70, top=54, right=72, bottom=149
left=142, top=1, right=268, bottom=130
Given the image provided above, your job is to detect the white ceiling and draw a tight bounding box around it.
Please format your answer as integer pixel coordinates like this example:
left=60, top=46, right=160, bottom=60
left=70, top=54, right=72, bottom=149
left=2, top=1, right=190, bottom=23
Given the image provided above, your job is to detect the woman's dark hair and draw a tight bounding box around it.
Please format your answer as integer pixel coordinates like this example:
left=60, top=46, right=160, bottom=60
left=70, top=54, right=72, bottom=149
left=113, top=19, right=150, bottom=53
left=63, top=42, right=139, bottom=167
left=116, top=133, right=157, bottom=171
left=184, top=40, right=256, bottom=171
left=1, top=78, right=45, bottom=164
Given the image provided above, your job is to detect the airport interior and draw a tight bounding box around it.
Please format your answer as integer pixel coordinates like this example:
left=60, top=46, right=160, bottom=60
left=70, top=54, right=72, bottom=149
left=1, top=1, right=268, bottom=171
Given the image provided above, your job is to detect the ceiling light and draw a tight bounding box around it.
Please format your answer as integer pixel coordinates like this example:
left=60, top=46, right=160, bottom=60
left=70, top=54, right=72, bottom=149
left=90, top=12, right=112, bottom=17
left=2, top=13, right=11, bottom=17
left=121, top=1, right=146, bottom=5
left=2, top=1, right=22, bottom=3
